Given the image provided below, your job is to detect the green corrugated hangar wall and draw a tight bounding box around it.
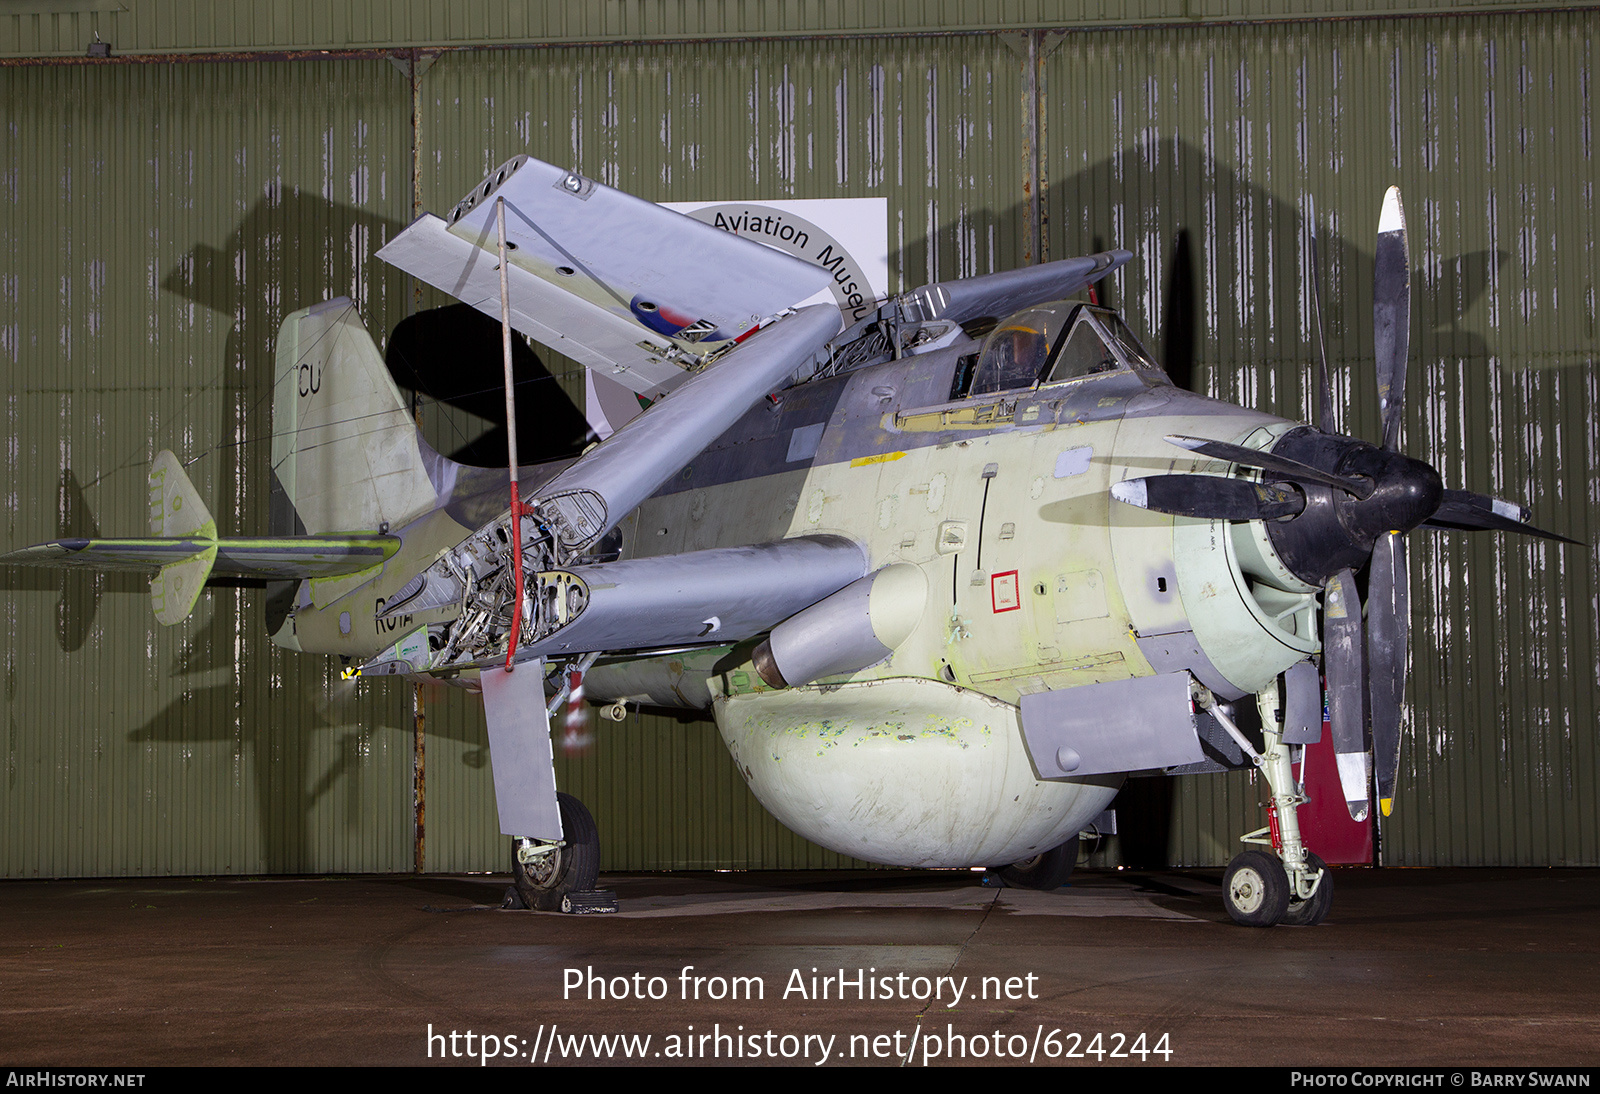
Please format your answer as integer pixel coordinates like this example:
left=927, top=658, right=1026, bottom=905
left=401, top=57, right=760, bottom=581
left=1, top=2, right=1595, bottom=876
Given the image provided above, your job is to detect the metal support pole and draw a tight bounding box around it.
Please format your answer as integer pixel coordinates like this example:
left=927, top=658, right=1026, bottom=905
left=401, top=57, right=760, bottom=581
left=1202, top=682, right=1321, bottom=903
left=1021, top=30, right=1042, bottom=266
left=497, top=197, right=528, bottom=671
left=412, top=681, right=425, bottom=873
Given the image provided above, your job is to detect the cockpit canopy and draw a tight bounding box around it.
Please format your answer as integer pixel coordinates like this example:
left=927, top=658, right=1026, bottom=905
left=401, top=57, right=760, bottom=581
left=968, top=301, right=1164, bottom=397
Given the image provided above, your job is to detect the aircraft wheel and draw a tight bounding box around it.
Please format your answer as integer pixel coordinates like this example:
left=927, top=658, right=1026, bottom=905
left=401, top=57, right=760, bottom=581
left=1223, top=849, right=1289, bottom=927
left=997, top=836, right=1080, bottom=891
left=512, top=792, right=600, bottom=912
left=1282, top=851, right=1333, bottom=926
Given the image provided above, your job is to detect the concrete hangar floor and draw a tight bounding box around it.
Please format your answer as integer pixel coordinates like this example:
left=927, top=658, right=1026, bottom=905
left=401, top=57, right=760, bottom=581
left=2, top=867, right=1597, bottom=1068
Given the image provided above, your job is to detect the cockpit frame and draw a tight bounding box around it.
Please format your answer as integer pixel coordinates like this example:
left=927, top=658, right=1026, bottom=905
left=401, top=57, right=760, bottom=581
left=962, top=301, right=1165, bottom=400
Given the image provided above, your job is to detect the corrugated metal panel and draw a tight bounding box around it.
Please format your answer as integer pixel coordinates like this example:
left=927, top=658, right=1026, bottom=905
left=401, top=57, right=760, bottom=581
left=416, top=37, right=1027, bottom=292
left=1044, top=13, right=1598, bottom=865
left=399, top=682, right=498, bottom=875
left=3, top=10, right=1595, bottom=877
left=6, top=1, right=1594, bottom=60
left=1, top=59, right=418, bottom=875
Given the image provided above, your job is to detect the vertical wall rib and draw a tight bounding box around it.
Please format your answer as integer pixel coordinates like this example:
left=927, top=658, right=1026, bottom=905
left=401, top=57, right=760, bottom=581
left=2, top=11, right=1595, bottom=875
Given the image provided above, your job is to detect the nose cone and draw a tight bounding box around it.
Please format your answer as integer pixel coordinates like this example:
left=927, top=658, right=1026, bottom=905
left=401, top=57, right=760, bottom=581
left=1265, top=429, right=1444, bottom=586
left=1335, top=444, right=1445, bottom=540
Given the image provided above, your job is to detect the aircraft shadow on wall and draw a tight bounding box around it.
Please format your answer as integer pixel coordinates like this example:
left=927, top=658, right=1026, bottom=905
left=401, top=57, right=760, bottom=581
left=5, top=143, right=1572, bottom=925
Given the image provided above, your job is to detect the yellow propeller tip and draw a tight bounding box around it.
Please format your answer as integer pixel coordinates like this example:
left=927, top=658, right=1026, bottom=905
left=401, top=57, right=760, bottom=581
left=1380, top=798, right=1394, bottom=817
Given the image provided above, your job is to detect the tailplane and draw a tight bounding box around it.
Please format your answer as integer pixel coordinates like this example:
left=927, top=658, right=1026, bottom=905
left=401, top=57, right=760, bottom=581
left=5, top=449, right=398, bottom=626
left=147, top=449, right=218, bottom=625
left=6, top=299, right=428, bottom=627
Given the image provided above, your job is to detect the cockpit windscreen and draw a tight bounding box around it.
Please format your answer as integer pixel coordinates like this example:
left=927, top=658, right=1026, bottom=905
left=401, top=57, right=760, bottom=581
left=967, top=301, right=1164, bottom=396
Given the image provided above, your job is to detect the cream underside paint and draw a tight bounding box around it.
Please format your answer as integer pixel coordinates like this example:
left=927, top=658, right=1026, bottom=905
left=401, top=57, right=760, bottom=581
left=715, top=676, right=1120, bottom=868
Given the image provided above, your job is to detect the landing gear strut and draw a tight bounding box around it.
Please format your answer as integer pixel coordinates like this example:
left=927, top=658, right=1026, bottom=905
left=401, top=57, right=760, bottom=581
left=1201, top=685, right=1331, bottom=927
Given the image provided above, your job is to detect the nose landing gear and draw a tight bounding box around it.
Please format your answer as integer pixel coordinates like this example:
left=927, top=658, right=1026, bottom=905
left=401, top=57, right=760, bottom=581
left=1203, top=685, right=1333, bottom=928
left=1223, top=849, right=1290, bottom=927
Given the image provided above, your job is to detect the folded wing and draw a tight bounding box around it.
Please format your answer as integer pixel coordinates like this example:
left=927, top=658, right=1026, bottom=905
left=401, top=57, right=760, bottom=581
left=377, top=155, right=833, bottom=397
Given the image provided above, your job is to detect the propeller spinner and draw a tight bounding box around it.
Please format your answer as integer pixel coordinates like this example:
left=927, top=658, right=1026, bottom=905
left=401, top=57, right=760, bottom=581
left=1114, top=185, right=1580, bottom=822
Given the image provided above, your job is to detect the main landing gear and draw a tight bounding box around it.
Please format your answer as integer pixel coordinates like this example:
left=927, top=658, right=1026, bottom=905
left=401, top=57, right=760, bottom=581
left=993, top=835, right=1081, bottom=891
left=511, top=792, right=602, bottom=911
left=1200, top=688, right=1332, bottom=928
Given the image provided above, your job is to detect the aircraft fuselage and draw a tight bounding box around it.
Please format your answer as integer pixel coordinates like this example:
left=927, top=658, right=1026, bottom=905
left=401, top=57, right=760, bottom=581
left=278, top=316, right=1322, bottom=869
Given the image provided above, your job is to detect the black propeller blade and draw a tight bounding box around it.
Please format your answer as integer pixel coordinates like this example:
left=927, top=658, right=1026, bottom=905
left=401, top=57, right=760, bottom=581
left=1112, top=476, right=1306, bottom=521
left=1323, top=567, right=1371, bottom=822
left=1364, top=185, right=1413, bottom=819
left=1374, top=187, right=1411, bottom=454
left=1426, top=489, right=1582, bottom=544
left=1367, top=531, right=1408, bottom=817
left=1165, top=434, right=1374, bottom=499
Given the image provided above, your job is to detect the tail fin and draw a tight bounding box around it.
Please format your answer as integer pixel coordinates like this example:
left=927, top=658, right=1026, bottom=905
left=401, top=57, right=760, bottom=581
left=270, top=298, right=440, bottom=536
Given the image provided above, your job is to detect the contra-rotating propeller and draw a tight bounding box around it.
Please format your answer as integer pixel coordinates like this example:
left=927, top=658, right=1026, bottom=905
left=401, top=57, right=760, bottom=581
left=1113, top=187, right=1581, bottom=822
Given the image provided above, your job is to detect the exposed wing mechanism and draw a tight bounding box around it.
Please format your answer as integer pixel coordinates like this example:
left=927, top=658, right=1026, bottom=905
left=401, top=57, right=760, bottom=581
left=533, top=303, right=840, bottom=550
left=363, top=305, right=846, bottom=674
left=376, top=155, right=833, bottom=397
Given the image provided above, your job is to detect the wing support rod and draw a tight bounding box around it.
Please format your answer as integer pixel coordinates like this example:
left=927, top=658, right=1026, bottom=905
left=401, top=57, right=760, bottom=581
left=497, top=197, right=532, bottom=672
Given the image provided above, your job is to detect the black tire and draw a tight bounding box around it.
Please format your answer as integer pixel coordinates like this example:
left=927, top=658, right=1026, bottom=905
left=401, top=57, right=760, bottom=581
left=1223, top=849, right=1289, bottom=927
left=1282, top=851, right=1333, bottom=926
left=511, top=792, right=600, bottom=912
left=997, top=836, right=1080, bottom=891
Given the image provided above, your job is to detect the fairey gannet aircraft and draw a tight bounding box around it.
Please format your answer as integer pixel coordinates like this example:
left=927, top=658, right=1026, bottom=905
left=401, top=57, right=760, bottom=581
left=11, top=155, right=1577, bottom=924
